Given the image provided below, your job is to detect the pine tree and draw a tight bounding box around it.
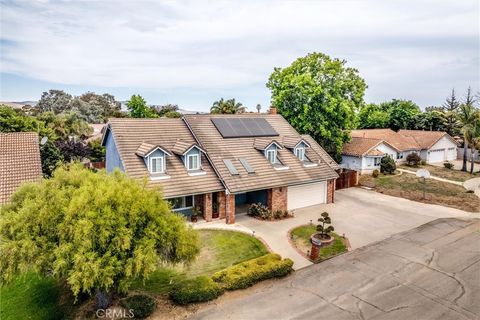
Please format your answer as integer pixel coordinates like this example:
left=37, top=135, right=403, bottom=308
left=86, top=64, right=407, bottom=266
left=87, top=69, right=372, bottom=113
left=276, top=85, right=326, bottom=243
left=443, top=89, right=460, bottom=136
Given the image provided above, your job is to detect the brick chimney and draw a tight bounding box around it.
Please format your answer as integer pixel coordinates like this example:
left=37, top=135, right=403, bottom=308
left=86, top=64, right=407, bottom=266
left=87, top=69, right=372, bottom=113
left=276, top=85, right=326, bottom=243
left=269, top=106, right=277, bottom=114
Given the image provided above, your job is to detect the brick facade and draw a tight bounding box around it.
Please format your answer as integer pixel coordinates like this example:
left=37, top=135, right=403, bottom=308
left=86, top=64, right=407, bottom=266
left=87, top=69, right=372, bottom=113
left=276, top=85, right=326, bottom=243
left=267, top=186, right=288, bottom=212
left=218, top=191, right=235, bottom=224
left=218, top=191, right=226, bottom=219
left=327, top=179, right=335, bottom=203
left=203, top=193, right=213, bottom=222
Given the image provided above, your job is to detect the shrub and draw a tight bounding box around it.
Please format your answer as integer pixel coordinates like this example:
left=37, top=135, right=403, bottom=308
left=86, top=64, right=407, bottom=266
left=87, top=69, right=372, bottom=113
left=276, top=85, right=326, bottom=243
left=420, top=160, right=427, bottom=165
left=121, top=294, right=156, bottom=319
left=380, top=156, right=396, bottom=174
left=170, top=276, right=223, bottom=305
left=248, top=203, right=270, bottom=219
left=406, top=152, right=421, bottom=166
left=372, top=169, right=379, bottom=178
left=444, top=162, right=454, bottom=169
left=212, top=253, right=294, bottom=290
left=316, top=212, right=334, bottom=238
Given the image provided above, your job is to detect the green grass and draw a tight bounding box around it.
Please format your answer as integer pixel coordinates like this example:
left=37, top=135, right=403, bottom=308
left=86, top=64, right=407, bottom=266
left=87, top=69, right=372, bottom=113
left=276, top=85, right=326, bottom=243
left=290, top=225, right=347, bottom=262
left=131, top=229, right=268, bottom=295
left=0, top=272, right=74, bottom=320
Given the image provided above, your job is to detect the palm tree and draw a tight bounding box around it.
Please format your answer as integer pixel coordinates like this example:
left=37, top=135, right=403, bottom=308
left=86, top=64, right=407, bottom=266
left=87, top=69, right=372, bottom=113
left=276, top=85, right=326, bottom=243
left=210, top=98, right=246, bottom=114
left=457, top=88, right=478, bottom=172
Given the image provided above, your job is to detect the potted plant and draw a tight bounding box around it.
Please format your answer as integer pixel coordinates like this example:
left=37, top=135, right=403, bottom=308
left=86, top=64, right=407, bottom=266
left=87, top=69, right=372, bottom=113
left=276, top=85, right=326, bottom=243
left=191, top=206, right=201, bottom=223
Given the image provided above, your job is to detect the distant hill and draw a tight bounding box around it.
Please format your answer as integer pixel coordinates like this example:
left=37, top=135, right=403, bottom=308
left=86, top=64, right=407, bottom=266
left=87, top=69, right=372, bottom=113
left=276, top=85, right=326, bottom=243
left=0, top=101, right=37, bottom=108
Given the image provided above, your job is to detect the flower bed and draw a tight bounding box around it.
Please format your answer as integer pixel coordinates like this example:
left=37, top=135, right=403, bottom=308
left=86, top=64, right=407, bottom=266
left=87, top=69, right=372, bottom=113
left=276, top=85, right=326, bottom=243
left=248, top=203, right=293, bottom=221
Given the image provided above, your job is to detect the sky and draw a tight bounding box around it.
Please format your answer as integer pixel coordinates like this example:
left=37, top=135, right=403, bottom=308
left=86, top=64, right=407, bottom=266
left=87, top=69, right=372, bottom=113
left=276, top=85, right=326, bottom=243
left=0, top=0, right=479, bottom=112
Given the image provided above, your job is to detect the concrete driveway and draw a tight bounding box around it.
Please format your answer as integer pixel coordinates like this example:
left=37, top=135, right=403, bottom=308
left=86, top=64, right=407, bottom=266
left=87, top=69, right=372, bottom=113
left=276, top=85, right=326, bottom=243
left=229, top=188, right=477, bottom=269
left=192, top=218, right=480, bottom=320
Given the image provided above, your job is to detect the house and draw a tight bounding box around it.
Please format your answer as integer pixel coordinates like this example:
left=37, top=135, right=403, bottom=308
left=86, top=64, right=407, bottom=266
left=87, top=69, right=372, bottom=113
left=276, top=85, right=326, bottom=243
left=0, top=132, right=42, bottom=204
left=341, top=129, right=457, bottom=174
left=102, top=109, right=339, bottom=224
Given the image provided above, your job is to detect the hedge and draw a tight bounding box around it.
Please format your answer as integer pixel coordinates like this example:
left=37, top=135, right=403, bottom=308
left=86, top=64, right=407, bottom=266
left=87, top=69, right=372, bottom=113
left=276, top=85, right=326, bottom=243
left=170, top=276, right=223, bottom=305
left=121, top=294, right=156, bottom=319
left=212, top=253, right=294, bottom=290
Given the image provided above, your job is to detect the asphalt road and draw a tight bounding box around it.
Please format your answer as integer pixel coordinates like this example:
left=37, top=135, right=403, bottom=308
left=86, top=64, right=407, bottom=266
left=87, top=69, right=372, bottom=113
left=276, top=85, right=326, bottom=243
left=192, top=218, right=480, bottom=320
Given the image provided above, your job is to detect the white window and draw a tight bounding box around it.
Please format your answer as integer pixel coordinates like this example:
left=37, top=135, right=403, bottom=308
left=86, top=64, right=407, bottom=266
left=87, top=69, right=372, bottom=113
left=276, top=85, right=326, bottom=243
left=295, top=147, right=305, bottom=161
left=266, top=149, right=276, bottom=164
left=150, top=156, right=164, bottom=173
left=169, top=196, right=194, bottom=211
left=397, top=152, right=404, bottom=160
left=187, top=154, right=200, bottom=170
left=374, top=157, right=382, bottom=166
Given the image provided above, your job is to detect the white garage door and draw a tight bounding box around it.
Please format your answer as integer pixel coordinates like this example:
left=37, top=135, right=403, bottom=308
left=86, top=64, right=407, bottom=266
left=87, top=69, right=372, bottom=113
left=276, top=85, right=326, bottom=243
left=428, top=149, right=445, bottom=163
left=287, top=181, right=327, bottom=210
left=447, top=147, right=457, bottom=161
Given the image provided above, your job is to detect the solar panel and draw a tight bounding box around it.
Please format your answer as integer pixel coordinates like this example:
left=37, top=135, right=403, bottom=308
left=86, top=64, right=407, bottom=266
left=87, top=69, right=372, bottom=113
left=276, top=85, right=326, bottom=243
left=212, top=118, right=278, bottom=138
left=239, top=158, right=255, bottom=174
left=223, top=159, right=239, bottom=175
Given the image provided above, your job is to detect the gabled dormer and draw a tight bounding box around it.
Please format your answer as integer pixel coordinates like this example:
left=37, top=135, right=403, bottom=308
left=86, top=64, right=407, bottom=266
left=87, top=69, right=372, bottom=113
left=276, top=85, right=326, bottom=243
left=136, top=142, right=172, bottom=179
left=283, top=136, right=317, bottom=166
left=254, top=139, right=283, bottom=164
left=172, top=140, right=207, bottom=176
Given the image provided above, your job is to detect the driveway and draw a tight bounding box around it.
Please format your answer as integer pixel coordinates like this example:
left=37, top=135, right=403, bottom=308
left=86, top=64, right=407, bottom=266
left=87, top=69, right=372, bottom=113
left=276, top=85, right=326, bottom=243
left=196, top=188, right=477, bottom=270
left=192, top=218, right=480, bottom=320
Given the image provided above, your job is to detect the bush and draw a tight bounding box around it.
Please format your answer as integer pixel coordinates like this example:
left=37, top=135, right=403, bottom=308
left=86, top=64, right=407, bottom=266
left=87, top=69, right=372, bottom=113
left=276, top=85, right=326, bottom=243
left=121, top=294, right=156, bottom=319
left=372, top=169, right=379, bottom=178
left=380, top=156, right=396, bottom=174
left=212, top=253, right=294, bottom=290
left=248, top=203, right=270, bottom=219
left=420, top=160, right=427, bottom=165
left=406, top=152, right=421, bottom=166
left=444, top=162, right=454, bottom=169
left=170, top=276, right=223, bottom=305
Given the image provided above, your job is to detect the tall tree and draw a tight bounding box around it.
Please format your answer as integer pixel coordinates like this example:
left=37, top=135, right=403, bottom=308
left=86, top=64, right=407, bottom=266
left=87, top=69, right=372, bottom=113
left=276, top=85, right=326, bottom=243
left=267, top=52, right=366, bottom=160
left=36, top=90, right=73, bottom=114
left=79, top=92, right=123, bottom=122
left=0, top=164, right=199, bottom=305
left=37, top=111, right=92, bottom=140
left=0, top=105, right=56, bottom=140
left=380, top=99, right=420, bottom=131
left=443, top=89, right=460, bottom=136
left=151, top=104, right=182, bottom=118
left=356, top=103, right=389, bottom=129
left=40, top=140, right=64, bottom=177
left=127, top=95, right=157, bottom=118
left=457, top=88, right=479, bottom=172
left=412, top=111, right=447, bottom=131
left=210, top=98, right=246, bottom=114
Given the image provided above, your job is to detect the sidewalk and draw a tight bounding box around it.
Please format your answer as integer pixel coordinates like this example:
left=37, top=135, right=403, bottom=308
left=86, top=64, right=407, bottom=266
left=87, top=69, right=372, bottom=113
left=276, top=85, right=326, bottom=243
left=397, top=168, right=464, bottom=186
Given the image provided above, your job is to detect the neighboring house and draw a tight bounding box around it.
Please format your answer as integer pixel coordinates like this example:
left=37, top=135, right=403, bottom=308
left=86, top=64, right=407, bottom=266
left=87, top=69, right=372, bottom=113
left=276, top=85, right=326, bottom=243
left=0, top=132, right=42, bottom=204
left=86, top=123, right=106, bottom=142
left=102, top=110, right=339, bottom=224
left=342, top=129, right=457, bottom=174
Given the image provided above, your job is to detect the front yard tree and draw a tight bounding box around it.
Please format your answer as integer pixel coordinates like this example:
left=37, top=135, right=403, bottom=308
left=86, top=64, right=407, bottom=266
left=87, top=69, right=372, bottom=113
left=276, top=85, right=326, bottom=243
left=0, top=164, right=199, bottom=306
left=267, top=52, right=366, bottom=161
left=127, top=94, right=157, bottom=118
left=380, top=156, right=396, bottom=174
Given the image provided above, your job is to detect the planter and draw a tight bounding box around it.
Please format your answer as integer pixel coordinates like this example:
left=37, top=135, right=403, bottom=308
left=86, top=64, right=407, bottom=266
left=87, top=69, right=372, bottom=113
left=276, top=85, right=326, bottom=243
left=191, top=215, right=198, bottom=223
left=310, top=233, right=333, bottom=261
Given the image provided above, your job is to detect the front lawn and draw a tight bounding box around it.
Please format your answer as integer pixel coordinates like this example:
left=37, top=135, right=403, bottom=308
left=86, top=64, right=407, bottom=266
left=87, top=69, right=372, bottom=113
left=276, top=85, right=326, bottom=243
left=290, top=225, right=347, bottom=262
left=359, top=172, right=480, bottom=212
left=131, top=229, right=269, bottom=294
left=399, top=164, right=479, bottom=182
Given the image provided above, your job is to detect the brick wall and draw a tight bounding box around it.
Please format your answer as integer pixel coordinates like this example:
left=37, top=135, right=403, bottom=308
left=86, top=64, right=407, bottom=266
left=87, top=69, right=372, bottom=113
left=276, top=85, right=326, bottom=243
left=327, top=179, right=335, bottom=203
left=203, top=193, right=213, bottom=222
left=218, top=192, right=226, bottom=219
left=267, top=187, right=288, bottom=212
left=218, top=191, right=235, bottom=224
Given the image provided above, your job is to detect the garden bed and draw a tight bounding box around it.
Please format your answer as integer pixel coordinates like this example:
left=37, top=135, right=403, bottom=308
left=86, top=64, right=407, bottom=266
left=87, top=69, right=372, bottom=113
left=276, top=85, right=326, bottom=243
left=289, top=225, right=348, bottom=262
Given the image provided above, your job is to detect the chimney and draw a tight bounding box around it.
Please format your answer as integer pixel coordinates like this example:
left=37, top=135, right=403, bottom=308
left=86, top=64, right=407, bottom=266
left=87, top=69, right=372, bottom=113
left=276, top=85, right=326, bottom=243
left=269, top=106, right=277, bottom=115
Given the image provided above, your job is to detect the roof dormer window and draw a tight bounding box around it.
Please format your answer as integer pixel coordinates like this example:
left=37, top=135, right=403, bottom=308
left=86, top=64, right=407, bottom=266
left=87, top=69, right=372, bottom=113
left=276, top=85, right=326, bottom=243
left=266, top=149, right=277, bottom=164
left=187, top=153, right=200, bottom=170
left=294, top=146, right=305, bottom=161
left=150, top=156, right=165, bottom=174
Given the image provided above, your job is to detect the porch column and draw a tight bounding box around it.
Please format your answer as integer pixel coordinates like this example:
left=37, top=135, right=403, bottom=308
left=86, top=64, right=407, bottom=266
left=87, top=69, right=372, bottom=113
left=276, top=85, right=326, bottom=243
left=203, top=193, right=212, bottom=222
left=225, top=193, right=235, bottom=224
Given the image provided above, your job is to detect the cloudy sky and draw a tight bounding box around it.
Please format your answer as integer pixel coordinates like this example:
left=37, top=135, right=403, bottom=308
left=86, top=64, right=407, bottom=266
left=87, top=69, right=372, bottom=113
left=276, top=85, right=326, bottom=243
left=1, top=0, right=478, bottom=112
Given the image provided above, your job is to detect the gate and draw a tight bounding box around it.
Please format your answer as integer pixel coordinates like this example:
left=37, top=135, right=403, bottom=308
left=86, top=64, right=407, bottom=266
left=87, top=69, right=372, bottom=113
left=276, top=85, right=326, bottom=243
left=335, top=169, right=358, bottom=190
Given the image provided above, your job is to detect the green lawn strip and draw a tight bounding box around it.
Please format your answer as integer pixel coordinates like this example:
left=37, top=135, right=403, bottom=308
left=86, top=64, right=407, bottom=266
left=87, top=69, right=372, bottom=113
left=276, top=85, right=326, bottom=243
left=132, top=229, right=269, bottom=295
left=290, top=225, right=347, bottom=261
left=0, top=272, right=76, bottom=320
left=399, top=164, right=478, bottom=182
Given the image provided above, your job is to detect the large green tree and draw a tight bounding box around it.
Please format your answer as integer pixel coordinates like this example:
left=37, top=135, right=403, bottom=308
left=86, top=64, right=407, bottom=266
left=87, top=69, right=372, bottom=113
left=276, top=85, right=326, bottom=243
left=380, top=99, right=421, bottom=131
left=210, top=98, right=246, bottom=114
left=412, top=111, right=447, bottom=131
left=443, top=89, right=461, bottom=136
left=0, top=105, right=55, bottom=139
left=356, top=103, right=389, bottom=129
left=267, top=52, right=366, bottom=160
left=0, top=164, right=199, bottom=304
left=127, top=95, right=157, bottom=118
left=36, top=90, right=73, bottom=114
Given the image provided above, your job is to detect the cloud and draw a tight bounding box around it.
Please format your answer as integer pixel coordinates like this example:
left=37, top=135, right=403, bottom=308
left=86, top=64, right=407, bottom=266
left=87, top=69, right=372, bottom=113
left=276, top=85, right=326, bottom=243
left=0, top=0, right=478, bottom=108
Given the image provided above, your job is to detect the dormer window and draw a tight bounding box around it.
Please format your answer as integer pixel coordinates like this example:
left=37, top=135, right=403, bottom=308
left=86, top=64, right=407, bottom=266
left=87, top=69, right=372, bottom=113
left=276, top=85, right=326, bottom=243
left=294, top=146, right=305, bottom=161
left=266, top=149, right=277, bottom=164
left=150, top=156, right=165, bottom=174
left=187, top=153, right=200, bottom=170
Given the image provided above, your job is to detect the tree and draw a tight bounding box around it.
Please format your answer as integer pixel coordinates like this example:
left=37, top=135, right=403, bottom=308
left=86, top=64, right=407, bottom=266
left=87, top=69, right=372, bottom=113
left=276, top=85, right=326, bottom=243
left=0, top=105, right=56, bottom=139
left=36, top=90, right=73, bottom=114
left=55, top=139, right=91, bottom=162
left=40, top=140, right=64, bottom=177
left=457, top=88, right=479, bottom=172
left=380, top=99, right=420, bottom=131
left=79, top=92, right=123, bottom=121
left=316, top=212, right=334, bottom=238
left=88, top=140, right=106, bottom=162
left=412, top=111, right=447, bottom=131
left=380, top=156, right=396, bottom=174
left=357, top=103, right=389, bottom=129
left=406, top=152, right=421, bottom=167
left=0, top=164, right=199, bottom=304
left=210, top=98, right=246, bottom=114
left=443, top=89, right=460, bottom=136
left=127, top=95, right=157, bottom=118
left=267, top=52, right=366, bottom=161
left=152, top=104, right=182, bottom=118
left=37, top=111, right=92, bottom=140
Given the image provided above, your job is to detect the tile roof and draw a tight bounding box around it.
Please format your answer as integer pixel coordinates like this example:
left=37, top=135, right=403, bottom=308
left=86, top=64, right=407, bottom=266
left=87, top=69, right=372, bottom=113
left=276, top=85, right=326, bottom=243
left=184, top=114, right=339, bottom=194
left=253, top=138, right=282, bottom=151
left=104, top=118, right=224, bottom=198
left=350, top=129, right=419, bottom=151
left=282, top=136, right=310, bottom=149
left=342, top=137, right=386, bottom=157
left=0, top=132, right=42, bottom=204
left=398, top=130, right=457, bottom=149
left=171, top=140, right=200, bottom=155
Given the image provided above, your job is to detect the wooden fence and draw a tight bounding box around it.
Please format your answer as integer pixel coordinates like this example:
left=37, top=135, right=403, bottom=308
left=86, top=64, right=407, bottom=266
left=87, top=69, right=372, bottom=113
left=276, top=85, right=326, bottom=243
left=335, top=169, right=358, bottom=190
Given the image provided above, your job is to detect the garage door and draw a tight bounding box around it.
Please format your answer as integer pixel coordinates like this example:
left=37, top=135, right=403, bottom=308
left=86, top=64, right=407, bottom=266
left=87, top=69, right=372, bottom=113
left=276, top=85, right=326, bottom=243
left=287, top=181, right=327, bottom=210
left=428, top=149, right=445, bottom=163
left=447, top=147, right=457, bottom=161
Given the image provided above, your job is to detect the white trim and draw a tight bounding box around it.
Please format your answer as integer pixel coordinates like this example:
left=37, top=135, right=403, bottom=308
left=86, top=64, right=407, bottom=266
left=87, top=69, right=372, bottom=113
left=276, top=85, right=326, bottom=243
left=265, top=141, right=283, bottom=150
left=183, top=145, right=206, bottom=155
left=145, top=146, right=172, bottom=158
left=292, top=139, right=311, bottom=149
left=303, top=162, right=318, bottom=167
left=294, top=146, right=306, bottom=161
left=188, top=171, right=207, bottom=176
left=149, top=156, right=165, bottom=174
left=169, top=195, right=195, bottom=211
left=266, top=149, right=276, bottom=164
left=187, top=153, right=200, bottom=170
left=274, top=165, right=290, bottom=171
left=150, top=174, right=171, bottom=180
